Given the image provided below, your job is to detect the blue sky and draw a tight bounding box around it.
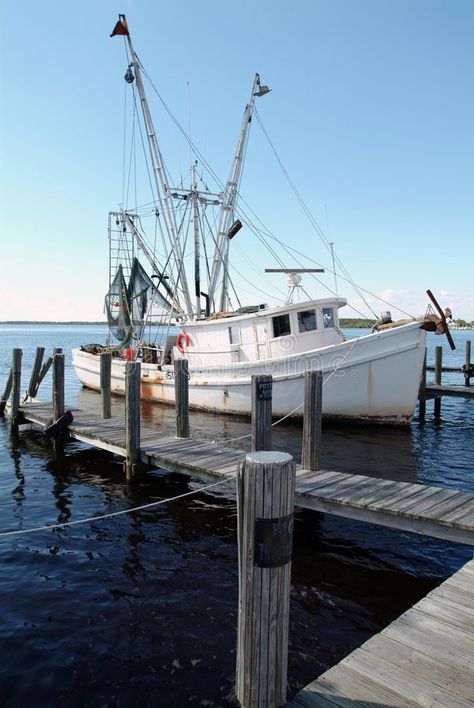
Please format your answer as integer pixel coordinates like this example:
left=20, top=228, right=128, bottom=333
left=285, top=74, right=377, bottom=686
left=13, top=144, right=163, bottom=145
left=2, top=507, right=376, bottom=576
left=1, top=0, right=473, bottom=321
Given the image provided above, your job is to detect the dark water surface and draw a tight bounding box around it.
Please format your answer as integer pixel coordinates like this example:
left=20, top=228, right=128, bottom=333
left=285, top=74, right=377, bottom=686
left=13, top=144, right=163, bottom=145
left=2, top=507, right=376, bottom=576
left=1, top=325, right=473, bottom=707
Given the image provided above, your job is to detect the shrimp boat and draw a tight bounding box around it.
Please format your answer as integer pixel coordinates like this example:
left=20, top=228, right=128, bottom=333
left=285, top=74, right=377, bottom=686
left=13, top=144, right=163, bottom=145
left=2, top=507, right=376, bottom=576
left=72, top=14, right=449, bottom=423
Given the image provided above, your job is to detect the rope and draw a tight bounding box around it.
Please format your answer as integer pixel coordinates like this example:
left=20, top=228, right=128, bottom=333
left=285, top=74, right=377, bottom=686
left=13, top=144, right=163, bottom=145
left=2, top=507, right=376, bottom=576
left=0, top=477, right=234, bottom=540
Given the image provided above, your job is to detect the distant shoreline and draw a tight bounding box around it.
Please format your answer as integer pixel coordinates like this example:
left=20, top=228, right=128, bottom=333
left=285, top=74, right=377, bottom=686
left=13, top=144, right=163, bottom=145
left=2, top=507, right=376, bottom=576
left=0, top=321, right=108, bottom=325
left=1, top=319, right=472, bottom=330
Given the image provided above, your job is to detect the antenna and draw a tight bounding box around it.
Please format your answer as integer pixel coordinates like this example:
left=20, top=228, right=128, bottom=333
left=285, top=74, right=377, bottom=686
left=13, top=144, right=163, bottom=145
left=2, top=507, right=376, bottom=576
left=265, top=268, right=325, bottom=304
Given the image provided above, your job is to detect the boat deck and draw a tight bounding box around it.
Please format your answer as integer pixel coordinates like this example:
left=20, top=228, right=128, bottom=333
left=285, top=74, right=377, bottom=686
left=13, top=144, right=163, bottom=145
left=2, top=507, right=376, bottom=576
left=288, top=557, right=474, bottom=707
left=19, top=400, right=474, bottom=546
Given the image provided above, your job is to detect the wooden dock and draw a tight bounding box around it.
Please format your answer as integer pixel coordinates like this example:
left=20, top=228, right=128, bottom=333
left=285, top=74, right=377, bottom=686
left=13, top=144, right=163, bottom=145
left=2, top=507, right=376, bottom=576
left=18, top=399, right=474, bottom=546
left=3, top=350, right=474, bottom=707
left=419, top=341, right=473, bottom=420
left=426, top=383, right=474, bottom=400
left=289, top=556, right=474, bottom=707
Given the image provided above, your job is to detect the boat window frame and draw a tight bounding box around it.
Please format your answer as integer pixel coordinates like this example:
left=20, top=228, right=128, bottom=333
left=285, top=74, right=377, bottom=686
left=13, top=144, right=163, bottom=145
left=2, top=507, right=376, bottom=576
left=272, top=313, right=292, bottom=338
left=322, top=307, right=335, bottom=329
left=228, top=325, right=241, bottom=345
left=297, top=309, right=318, bottom=333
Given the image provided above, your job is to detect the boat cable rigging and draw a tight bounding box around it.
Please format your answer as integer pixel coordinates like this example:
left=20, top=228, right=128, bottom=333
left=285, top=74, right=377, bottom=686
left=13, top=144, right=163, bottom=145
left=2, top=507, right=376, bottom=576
left=252, top=106, right=379, bottom=319
left=118, top=57, right=376, bottom=325
left=133, top=44, right=419, bottom=322
left=72, top=14, right=434, bottom=426
left=120, top=47, right=324, bottom=317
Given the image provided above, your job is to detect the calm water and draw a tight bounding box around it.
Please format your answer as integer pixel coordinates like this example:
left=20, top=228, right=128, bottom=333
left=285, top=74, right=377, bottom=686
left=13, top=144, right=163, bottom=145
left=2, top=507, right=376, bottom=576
left=0, top=325, right=473, bottom=707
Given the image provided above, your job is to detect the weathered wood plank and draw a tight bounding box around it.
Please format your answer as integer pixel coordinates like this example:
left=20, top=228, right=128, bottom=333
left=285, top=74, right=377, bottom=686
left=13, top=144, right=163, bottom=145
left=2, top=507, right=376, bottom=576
left=330, top=479, right=410, bottom=507
left=27, top=347, right=45, bottom=399
left=289, top=559, right=474, bottom=708
left=342, top=646, right=472, bottom=708
left=251, top=374, right=272, bottom=451
left=417, top=595, right=474, bottom=630
left=296, top=470, right=350, bottom=490
left=174, top=358, right=190, bottom=438
left=440, top=500, right=474, bottom=523
left=426, top=384, right=474, bottom=399
left=299, top=476, right=382, bottom=501
left=52, top=352, right=65, bottom=420
left=125, top=361, right=140, bottom=480
left=100, top=351, right=112, bottom=419
left=236, top=451, right=294, bottom=708
left=0, top=369, right=13, bottom=415
left=296, top=471, right=358, bottom=494
left=10, top=349, right=23, bottom=432
left=302, top=371, right=322, bottom=471
left=396, top=487, right=464, bottom=516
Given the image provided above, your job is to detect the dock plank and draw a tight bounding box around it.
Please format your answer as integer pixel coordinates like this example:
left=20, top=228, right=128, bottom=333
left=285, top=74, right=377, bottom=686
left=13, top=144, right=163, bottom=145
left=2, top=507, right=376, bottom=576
left=289, top=558, right=474, bottom=707
left=426, top=384, right=474, bottom=399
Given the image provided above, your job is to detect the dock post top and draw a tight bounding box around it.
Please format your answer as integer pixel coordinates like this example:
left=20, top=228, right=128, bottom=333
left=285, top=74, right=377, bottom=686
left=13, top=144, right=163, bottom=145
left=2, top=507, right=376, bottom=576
left=245, top=451, right=293, bottom=465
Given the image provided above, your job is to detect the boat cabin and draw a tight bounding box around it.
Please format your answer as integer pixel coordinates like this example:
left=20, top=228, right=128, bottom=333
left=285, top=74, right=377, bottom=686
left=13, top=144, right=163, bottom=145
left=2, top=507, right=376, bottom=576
left=167, top=298, right=347, bottom=366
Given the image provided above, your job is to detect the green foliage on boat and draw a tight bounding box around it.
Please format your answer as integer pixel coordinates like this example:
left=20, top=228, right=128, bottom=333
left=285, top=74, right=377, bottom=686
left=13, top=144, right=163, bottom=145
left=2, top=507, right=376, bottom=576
left=340, top=318, right=376, bottom=328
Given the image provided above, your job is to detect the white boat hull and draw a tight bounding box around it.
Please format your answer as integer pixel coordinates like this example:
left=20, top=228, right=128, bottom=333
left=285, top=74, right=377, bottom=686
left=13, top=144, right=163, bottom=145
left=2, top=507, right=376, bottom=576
left=72, top=323, right=427, bottom=423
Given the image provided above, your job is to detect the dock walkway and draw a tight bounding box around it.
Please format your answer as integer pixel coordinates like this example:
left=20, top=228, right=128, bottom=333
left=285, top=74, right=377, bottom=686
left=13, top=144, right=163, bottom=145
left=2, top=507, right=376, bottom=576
left=19, top=400, right=474, bottom=546
left=426, top=383, right=474, bottom=400
left=289, top=556, right=474, bottom=707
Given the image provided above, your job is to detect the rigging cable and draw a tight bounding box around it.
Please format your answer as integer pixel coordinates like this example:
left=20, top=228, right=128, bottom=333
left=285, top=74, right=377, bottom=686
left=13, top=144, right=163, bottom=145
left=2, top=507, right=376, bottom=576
left=134, top=56, right=415, bottom=319
left=252, top=107, right=379, bottom=319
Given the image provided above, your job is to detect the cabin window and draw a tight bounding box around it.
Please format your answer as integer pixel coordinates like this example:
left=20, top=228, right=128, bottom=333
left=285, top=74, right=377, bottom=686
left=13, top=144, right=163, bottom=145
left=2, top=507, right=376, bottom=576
left=272, top=313, right=291, bottom=338
left=322, top=307, right=335, bottom=328
left=229, top=325, right=241, bottom=345
left=297, top=309, right=317, bottom=333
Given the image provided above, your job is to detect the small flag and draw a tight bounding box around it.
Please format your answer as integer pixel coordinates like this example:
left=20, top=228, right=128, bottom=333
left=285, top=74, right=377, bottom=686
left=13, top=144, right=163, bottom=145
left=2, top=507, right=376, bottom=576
left=110, top=15, right=129, bottom=37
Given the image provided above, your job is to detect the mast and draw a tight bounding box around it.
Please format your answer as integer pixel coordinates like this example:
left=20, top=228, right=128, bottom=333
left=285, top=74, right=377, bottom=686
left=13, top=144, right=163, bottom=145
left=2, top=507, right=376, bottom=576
left=207, top=73, right=271, bottom=311
left=111, top=14, right=194, bottom=318
left=329, top=241, right=338, bottom=297
left=191, top=164, right=201, bottom=316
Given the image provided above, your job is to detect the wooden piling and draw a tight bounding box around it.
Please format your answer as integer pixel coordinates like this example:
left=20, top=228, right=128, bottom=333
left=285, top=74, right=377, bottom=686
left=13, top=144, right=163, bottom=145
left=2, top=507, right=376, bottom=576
left=465, top=340, right=472, bottom=387
left=27, top=347, right=45, bottom=399
left=251, top=374, right=272, bottom=451
left=434, top=345, right=442, bottom=419
left=302, top=371, right=322, bottom=471
left=125, top=361, right=141, bottom=480
left=236, top=450, right=295, bottom=708
left=10, top=349, right=22, bottom=432
left=418, top=349, right=427, bottom=423
left=33, top=356, right=53, bottom=397
left=0, top=369, right=12, bottom=415
left=100, top=351, right=112, bottom=419
left=174, top=359, right=190, bottom=438
left=52, top=352, right=65, bottom=421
